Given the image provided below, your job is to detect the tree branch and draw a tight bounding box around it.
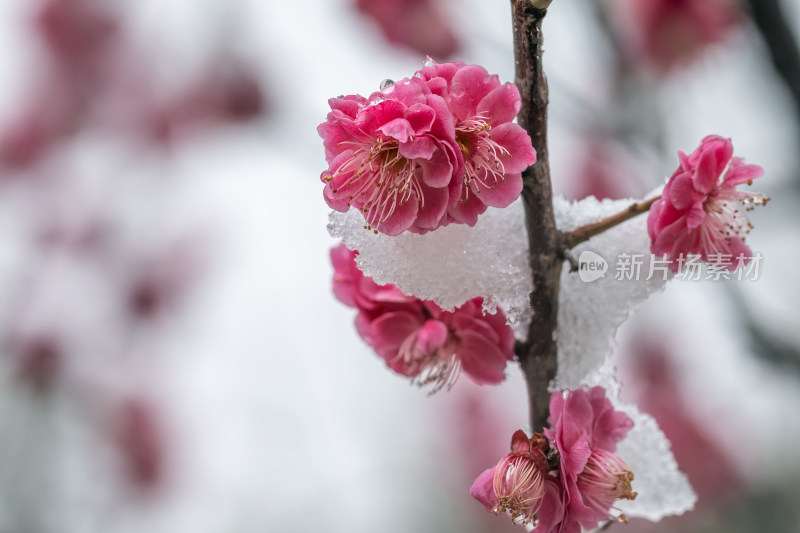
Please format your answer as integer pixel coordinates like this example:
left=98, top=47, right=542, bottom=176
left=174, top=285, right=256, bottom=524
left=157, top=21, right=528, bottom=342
left=562, top=195, right=660, bottom=250
left=511, top=0, right=562, bottom=433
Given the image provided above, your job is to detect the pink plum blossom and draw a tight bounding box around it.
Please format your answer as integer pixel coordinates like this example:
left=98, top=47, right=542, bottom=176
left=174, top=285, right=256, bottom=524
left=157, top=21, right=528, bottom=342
left=418, top=61, right=537, bottom=225
left=647, top=135, right=767, bottom=270
left=319, top=61, right=536, bottom=235
left=469, top=430, right=560, bottom=528
left=319, top=77, right=463, bottom=235
left=544, top=386, right=637, bottom=531
left=472, top=387, right=636, bottom=531
left=355, top=0, right=459, bottom=59
left=331, top=244, right=515, bottom=392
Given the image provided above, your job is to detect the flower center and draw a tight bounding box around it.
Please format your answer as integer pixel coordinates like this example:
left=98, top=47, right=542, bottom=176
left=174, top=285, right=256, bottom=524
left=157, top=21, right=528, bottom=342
left=325, top=137, right=424, bottom=230
left=455, top=117, right=510, bottom=201
left=577, top=448, right=637, bottom=524
left=492, top=454, right=547, bottom=526
left=393, top=331, right=460, bottom=394
left=701, top=188, right=769, bottom=253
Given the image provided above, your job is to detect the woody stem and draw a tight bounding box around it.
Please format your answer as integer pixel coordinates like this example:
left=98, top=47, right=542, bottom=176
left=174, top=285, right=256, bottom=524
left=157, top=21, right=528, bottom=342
left=511, top=1, right=563, bottom=433
left=562, top=196, right=661, bottom=250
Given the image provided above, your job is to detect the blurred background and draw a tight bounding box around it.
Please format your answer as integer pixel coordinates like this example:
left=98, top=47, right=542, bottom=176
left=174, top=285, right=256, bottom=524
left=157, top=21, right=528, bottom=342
left=0, top=0, right=799, bottom=532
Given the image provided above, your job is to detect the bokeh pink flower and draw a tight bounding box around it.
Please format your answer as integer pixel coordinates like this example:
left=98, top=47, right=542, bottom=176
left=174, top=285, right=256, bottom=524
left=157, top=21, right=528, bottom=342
left=612, top=0, right=740, bottom=72
left=331, top=244, right=515, bottom=392
left=355, top=0, right=459, bottom=59
left=647, top=135, right=767, bottom=270
left=618, top=334, right=742, bottom=504
left=112, top=396, right=165, bottom=491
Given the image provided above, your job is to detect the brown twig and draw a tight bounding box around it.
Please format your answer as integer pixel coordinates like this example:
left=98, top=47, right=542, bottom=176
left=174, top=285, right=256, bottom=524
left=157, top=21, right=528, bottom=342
left=511, top=0, right=562, bottom=432
left=562, top=195, right=661, bottom=250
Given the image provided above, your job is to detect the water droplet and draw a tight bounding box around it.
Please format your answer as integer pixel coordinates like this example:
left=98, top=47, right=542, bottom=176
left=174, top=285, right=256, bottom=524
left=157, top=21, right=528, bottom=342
left=379, top=79, right=395, bottom=92
left=423, top=55, right=435, bottom=67
left=368, top=92, right=385, bottom=106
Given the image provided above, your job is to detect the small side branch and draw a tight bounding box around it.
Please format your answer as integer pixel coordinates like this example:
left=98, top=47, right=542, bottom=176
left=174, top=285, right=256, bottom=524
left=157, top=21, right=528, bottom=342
left=562, top=196, right=660, bottom=250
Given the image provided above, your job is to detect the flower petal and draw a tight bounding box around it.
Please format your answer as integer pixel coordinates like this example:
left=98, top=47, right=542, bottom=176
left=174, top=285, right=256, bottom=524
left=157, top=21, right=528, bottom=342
left=473, top=172, right=523, bottom=208
left=476, top=82, right=521, bottom=125
left=685, top=202, right=706, bottom=229
left=418, top=145, right=453, bottom=187
left=399, top=135, right=436, bottom=160
left=669, top=172, right=706, bottom=210
left=723, top=157, right=764, bottom=186
left=693, top=143, right=721, bottom=194
left=459, top=330, right=508, bottom=384
left=532, top=479, right=566, bottom=533
left=415, top=320, right=448, bottom=353
left=405, top=103, right=436, bottom=134
left=510, top=430, right=531, bottom=454
left=449, top=65, right=499, bottom=122
left=378, top=117, right=415, bottom=142
left=412, top=182, right=448, bottom=229
left=653, top=215, right=689, bottom=256
left=376, top=196, right=420, bottom=236
left=470, top=467, right=497, bottom=511
left=447, top=193, right=485, bottom=226
left=323, top=183, right=350, bottom=212
left=365, top=310, right=423, bottom=354
left=488, top=122, right=537, bottom=173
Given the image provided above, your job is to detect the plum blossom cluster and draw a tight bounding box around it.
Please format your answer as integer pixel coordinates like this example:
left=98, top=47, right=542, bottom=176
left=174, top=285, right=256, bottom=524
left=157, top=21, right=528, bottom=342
left=319, top=60, right=537, bottom=235
left=471, top=387, right=637, bottom=531
left=648, top=135, right=768, bottom=271
left=331, top=244, right=515, bottom=392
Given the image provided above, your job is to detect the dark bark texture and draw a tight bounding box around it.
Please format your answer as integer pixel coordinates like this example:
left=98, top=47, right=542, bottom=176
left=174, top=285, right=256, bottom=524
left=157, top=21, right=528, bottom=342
left=510, top=1, right=562, bottom=432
